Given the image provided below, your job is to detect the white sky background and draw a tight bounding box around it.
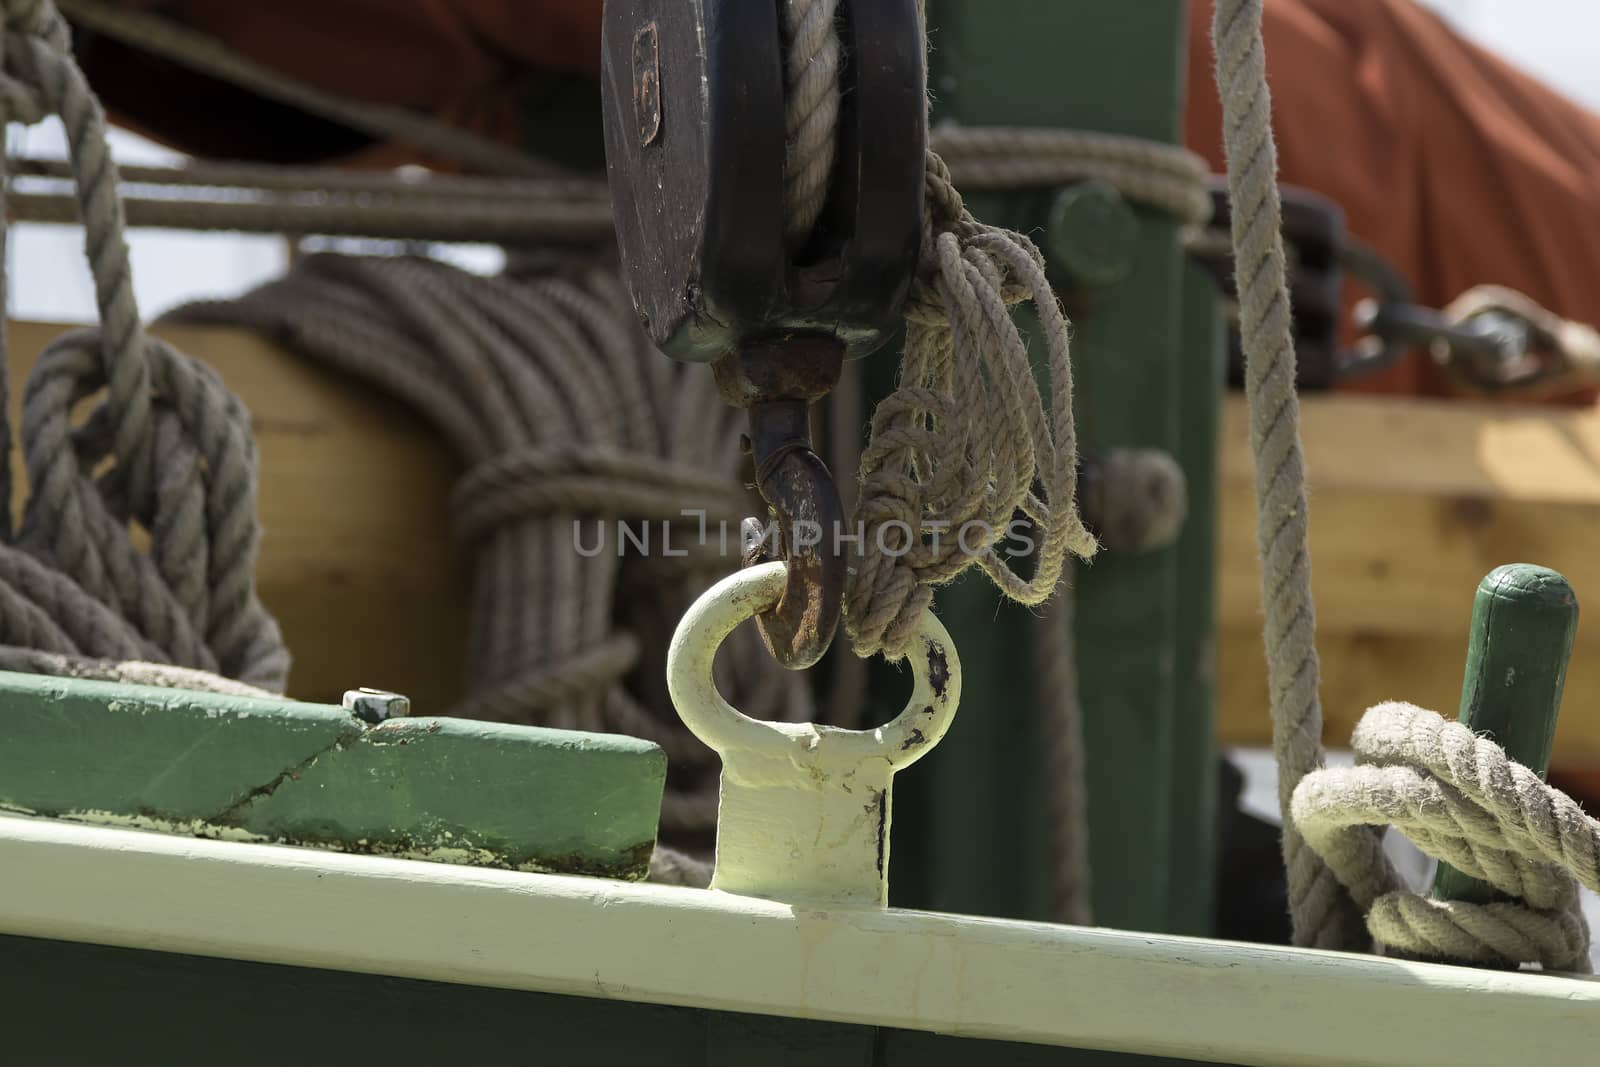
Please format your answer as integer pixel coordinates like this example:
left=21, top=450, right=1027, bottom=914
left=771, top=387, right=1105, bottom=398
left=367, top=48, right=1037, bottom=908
left=6, top=1, right=1599, bottom=322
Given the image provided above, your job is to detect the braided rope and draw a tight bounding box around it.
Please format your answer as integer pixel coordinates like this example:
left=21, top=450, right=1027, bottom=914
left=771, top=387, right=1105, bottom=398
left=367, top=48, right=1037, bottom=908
left=781, top=0, right=841, bottom=242
left=1210, top=0, right=1367, bottom=951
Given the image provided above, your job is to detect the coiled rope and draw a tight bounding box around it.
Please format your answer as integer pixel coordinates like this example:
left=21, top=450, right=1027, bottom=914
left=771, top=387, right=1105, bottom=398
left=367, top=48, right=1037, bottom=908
left=1212, top=0, right=1599, bottom=969
left=0, top=0, right=285, bottom=690
left=170, top=253, right=820, bottom=837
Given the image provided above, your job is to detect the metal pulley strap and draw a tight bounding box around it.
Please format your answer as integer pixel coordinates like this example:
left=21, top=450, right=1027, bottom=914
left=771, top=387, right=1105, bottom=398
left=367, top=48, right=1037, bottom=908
left=600, top=0, right=927, bottom=670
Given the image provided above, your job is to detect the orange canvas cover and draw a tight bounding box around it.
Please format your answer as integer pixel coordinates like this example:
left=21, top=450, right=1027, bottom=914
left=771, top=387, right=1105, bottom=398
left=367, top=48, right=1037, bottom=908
left=72, top=1, right=1600, bottom=402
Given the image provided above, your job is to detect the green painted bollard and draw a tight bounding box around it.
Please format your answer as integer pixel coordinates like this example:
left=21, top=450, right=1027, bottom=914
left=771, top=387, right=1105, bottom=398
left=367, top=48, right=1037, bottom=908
left=1430, top=564, right=1577, bottom=905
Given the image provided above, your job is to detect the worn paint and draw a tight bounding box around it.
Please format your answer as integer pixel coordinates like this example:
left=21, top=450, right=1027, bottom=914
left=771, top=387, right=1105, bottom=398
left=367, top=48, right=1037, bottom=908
left=0, top=671, right=665, bottom=880
left=666, top=562, right=961, bottom=907
left=5, top=814, right=1599, bottom=1067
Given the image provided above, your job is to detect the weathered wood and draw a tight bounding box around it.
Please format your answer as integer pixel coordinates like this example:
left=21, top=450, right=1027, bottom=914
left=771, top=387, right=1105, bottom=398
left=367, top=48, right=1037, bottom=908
left=1431, top=565, right=1575, bottom=904
left=5, top=815, right=1599, bottom=1067
left=1218, top=392, right=1600, bottom=765
left=0, top=672, right=665, bottom=878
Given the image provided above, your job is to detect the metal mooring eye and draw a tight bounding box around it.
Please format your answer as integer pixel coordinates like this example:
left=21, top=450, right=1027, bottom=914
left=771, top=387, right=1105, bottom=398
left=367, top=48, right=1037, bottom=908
left=666, top=561, right=961, bottom=908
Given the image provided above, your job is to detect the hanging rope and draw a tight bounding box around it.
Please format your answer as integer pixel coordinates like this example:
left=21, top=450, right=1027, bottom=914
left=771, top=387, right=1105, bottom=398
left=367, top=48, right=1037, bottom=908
left=1210, top=0, right=1600, bottom=971
left=169, top=253, right=819, bottom=836
left=1209, top=0, right=1367, bottom=952
left=841, top=0, right=1101, bottom=660
left=0, top=0, right=286, bottom=690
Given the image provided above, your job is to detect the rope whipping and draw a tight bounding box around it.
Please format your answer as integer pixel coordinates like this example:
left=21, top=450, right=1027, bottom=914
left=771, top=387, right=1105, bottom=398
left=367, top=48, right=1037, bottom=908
left=168, top=253, right=817, bottom=838
left=0, top=0, right=286, bottom=690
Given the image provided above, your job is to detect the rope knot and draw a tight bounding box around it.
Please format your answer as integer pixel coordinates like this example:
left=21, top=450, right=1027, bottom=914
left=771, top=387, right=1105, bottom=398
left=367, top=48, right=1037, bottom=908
left=1291, top=702, right=1599, bottom=971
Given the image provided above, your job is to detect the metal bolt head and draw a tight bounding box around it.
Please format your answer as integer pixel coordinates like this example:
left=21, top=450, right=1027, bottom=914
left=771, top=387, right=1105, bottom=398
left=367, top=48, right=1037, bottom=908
left=1047, top=180, right=1139, bottom=293
left=343, top=687, right=411, bottom=724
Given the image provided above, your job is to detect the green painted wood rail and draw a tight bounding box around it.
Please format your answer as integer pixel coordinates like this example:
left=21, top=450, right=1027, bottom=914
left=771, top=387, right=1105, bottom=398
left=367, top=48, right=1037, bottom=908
left=0, top=671, right=666, bottom=878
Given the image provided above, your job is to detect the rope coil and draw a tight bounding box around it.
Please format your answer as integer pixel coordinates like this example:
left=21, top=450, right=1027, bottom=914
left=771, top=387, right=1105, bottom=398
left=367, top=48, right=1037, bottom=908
left=171, top=252, right=827, bottom=836
left=0, top=0, right=286, bottom=690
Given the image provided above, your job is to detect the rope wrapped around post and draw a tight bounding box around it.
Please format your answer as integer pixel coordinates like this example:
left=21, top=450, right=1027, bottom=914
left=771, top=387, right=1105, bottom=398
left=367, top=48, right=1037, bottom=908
left=1212, top=0, right=1597, bottom=971
left=1293, top=703, right=1598, bottom=971
left=0, top=0, right=286, bottom=690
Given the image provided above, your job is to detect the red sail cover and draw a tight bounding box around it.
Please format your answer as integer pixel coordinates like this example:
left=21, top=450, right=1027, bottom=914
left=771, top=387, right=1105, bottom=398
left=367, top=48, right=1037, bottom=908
left=77, top=0, right=1600, bottom=402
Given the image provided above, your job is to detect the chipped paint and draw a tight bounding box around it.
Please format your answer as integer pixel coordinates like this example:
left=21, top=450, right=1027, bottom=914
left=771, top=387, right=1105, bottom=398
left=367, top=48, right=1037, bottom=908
left=0, top=670, right=666, bottom=882
left=666, top=562, right=961, bottom=907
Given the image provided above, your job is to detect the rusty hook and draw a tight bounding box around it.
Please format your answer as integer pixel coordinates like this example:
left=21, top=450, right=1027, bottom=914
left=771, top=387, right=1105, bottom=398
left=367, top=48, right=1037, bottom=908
left=716, top=340, right=847, bottom=671
left=741, top=400, right=846, bottom=670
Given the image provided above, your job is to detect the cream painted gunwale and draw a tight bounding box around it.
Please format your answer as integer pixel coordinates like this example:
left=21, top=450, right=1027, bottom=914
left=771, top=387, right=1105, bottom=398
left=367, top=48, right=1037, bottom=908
left=2, top=813, right=1595, bottom=1066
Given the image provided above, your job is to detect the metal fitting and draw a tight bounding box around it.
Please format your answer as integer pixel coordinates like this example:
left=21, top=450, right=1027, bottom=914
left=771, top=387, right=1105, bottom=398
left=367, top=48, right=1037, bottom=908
left=342, top=687, right=411, bottom=725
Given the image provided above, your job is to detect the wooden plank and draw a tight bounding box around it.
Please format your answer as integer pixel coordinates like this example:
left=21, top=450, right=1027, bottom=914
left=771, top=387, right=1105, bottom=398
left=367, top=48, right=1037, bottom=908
left=1218, top=393, right=1600, bottom=766
left=5, top=319, right=468, bottom=715
left=4, top=814, right=1598, bottom=1067
left=0, top=671, right=665, bottom=878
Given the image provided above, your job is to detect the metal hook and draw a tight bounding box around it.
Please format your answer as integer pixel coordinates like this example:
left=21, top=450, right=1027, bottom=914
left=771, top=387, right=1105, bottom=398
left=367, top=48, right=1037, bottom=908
left=741, top=400, right=846, bottom=671
left=715, top=339, right=847, bottom=671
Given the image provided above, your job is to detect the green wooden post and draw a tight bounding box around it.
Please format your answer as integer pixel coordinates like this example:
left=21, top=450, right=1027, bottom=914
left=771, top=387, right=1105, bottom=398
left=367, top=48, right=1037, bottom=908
left=1165, top=262, right=1226, bottom=936
left=893, top=0, right=1198, bottom=930
left=1431, top=564, right=1577, bottom=905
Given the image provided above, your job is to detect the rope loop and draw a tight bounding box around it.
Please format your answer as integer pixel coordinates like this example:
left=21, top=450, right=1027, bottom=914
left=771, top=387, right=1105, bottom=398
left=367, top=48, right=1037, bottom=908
left=0, top=0, right=287, bottom=691
left=847, top=146, right=1097, bottom=659
left=1292, top=702, right=1600, bottom=971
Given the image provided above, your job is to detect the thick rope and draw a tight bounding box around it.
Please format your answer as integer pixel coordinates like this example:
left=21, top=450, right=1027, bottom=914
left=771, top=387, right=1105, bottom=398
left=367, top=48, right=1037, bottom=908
left=170, top=253, right=823, bottom=837
left=1210, top=0, right=1366, bottom=949
left=1200, top=18, right=1598, bottom=961
left=56, top=0, right=566, bottom=179
left=930, top=126, right=1214, bottom=227
left=1292, top=703, right=1599, bottom=971
left=781, top=0, right=841, bottom=243
left=0, top=0, right=286, bottom=691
